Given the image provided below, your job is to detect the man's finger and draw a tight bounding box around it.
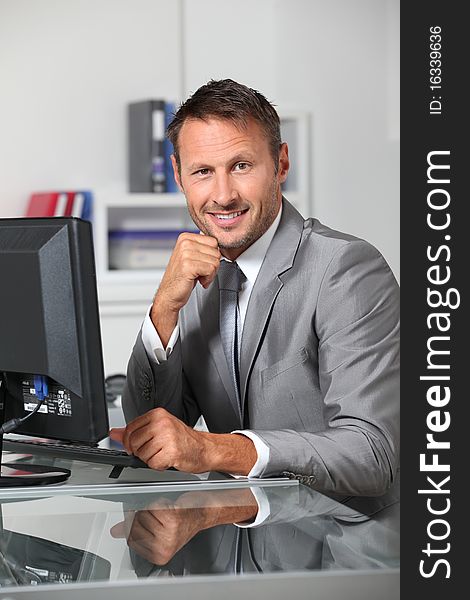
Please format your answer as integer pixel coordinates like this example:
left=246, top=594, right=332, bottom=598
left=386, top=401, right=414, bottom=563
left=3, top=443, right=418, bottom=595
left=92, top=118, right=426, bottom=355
left=198, top=273, right=217, bottom=288
left=110, top=521, right=126, bottom=538
left=128, top=428, right=163, bottom=457
left=178, top=232, right=218, bottom=248
left=119, top=410, right=160, bottom=449
left=109, top=427, right=125, bottom=444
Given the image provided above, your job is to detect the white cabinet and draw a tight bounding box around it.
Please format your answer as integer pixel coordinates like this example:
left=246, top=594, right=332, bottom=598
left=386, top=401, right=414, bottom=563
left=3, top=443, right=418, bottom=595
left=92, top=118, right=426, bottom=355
left=95, top=111, right=311, bottom=375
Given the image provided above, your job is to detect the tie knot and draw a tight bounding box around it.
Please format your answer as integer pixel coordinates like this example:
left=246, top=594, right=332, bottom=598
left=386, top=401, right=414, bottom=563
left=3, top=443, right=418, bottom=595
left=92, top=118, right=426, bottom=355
left=218, top=260, right=244, bottom=293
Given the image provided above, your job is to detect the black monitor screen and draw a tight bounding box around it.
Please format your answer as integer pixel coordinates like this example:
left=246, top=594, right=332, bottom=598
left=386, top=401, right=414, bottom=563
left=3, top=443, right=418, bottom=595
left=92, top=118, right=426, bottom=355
left=0, top=217, right=108, bottom=443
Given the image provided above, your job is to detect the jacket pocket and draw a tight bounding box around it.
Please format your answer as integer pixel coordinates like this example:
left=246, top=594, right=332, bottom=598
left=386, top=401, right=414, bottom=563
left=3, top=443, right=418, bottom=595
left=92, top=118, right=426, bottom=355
left=261, top=347, right=309, bottom=383
left=257, top=347, right=324, bottom=431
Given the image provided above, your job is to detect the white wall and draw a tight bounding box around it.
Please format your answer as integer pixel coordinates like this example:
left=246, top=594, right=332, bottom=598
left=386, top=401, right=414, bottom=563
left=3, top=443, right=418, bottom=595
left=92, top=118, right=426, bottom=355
left=0, top=0, right=182, bottom=215
left=0, top=0, right=399, bottom=276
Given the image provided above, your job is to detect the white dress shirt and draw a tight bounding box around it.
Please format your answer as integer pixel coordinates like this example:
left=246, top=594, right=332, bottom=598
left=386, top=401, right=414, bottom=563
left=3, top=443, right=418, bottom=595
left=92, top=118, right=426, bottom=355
left=141, top=205, right=283, bottom=481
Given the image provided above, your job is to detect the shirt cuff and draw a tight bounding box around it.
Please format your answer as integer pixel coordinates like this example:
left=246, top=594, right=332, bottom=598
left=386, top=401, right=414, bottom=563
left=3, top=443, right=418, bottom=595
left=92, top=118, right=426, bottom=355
left=141, top=305, right=180, bottom=364
left=234, top=486, right=270, bottom=528
left=231, top=430, right=270, bottom=478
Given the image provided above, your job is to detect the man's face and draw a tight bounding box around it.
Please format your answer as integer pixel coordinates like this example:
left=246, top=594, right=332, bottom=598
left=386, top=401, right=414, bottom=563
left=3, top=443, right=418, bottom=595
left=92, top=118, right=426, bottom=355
left=171, top=117, right=289, bottom=259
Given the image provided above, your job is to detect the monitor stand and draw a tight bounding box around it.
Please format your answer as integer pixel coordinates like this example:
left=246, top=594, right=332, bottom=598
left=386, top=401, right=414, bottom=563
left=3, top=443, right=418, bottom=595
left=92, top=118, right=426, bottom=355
left=0, top=376, right=71, bottom=487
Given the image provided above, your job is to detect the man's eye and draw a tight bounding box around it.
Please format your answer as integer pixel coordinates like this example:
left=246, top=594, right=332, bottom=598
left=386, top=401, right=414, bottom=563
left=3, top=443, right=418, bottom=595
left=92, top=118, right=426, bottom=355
left=194, top=168, right=209, bottom=176
left=234, top=162, right=249, bottom=171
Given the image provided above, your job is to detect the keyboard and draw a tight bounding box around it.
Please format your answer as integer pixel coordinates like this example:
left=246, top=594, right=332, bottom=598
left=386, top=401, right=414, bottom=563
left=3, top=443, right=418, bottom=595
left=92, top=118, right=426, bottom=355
left=2, top=438, right=149, bottom=470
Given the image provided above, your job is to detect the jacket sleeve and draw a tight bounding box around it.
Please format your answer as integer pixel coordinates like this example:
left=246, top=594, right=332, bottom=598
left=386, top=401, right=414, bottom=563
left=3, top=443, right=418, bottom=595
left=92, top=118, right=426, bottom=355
left=122, top=331, right=201, bottom=427
left=251, top=240, right=400, bottom=496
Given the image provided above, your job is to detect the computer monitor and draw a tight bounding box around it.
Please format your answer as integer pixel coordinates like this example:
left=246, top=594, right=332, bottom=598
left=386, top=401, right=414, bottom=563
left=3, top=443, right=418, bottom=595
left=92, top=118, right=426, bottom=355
left=0, top=217, right=109, bottom=485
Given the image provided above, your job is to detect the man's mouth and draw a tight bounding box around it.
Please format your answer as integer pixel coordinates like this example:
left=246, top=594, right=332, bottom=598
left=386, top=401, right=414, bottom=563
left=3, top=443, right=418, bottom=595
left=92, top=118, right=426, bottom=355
left=207, top=209, right=249, bottom=225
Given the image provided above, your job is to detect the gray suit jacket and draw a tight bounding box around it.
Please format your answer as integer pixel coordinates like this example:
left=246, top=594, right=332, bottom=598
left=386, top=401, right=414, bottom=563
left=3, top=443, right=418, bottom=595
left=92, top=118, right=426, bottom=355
left=122, top=199, right=400, bottom=496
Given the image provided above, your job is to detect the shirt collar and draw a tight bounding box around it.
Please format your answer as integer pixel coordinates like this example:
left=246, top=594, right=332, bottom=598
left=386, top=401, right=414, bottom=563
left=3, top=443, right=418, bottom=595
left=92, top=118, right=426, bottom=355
left=221, top=203, right=283, bottom=287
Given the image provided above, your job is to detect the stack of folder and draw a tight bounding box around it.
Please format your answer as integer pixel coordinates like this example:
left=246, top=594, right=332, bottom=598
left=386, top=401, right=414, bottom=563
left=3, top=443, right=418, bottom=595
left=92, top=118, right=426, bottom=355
left=128, top=99, right=178, bottom=194
left=26, top=191, right=93, bottom=220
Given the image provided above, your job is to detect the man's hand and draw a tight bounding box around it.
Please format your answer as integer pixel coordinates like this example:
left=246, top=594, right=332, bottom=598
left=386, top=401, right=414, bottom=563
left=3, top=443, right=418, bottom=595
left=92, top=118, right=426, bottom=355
left=109, top=408, right=257, bottom=475
left=151, top=232, right=221, bottom=347
left=110, top=489, right=258, bottom=566
left=110, top=498, right=202, bottom=566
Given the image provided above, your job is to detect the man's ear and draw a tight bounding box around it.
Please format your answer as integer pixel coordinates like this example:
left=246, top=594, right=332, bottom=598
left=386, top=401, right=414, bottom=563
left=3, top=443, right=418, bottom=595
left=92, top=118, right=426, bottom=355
left=277, top=143, right=290, bottom=184
left=171, top=154, right=184, bottom=192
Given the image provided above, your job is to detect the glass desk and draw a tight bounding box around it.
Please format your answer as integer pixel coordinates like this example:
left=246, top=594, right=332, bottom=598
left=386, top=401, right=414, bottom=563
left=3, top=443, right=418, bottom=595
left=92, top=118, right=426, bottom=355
left=0, top=453, right=399, bottom=599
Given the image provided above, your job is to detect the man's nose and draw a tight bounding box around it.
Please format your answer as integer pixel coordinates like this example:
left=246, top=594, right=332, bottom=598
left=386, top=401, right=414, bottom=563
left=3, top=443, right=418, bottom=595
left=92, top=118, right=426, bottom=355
left=212, top=172, right=237, bottom=206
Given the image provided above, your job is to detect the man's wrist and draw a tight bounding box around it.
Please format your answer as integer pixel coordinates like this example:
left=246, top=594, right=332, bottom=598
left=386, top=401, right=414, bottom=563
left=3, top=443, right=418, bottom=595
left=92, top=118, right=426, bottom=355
left=231, top=430, right=270, bottom=477
left=181, top=485, right=262, bottom=529
left=200, top=497, right=258, bottom=529
left=201, top=432, right=258, bottom=475
left=150, top=299, right=179, bottom=349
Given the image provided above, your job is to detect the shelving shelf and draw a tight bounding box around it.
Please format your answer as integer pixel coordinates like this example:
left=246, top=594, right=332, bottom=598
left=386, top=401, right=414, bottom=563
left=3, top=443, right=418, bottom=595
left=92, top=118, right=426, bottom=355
left=94, top=191, right=188, bottom=285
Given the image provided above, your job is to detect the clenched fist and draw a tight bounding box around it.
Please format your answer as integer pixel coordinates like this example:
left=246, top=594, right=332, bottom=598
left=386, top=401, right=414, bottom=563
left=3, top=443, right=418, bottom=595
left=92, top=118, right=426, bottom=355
left=109, top=408, right=257, bottom=475
left=151, top=232, right=221, bottom=347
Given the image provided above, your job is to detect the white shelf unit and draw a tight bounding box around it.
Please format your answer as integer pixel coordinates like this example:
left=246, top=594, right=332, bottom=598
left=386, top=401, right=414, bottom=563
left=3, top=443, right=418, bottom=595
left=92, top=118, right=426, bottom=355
left=94, top=192, right=188, bottom=289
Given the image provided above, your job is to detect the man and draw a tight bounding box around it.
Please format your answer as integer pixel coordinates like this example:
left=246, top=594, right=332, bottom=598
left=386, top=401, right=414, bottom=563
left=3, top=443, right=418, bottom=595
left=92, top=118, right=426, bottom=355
left=111, top=79, right=400, bottom=497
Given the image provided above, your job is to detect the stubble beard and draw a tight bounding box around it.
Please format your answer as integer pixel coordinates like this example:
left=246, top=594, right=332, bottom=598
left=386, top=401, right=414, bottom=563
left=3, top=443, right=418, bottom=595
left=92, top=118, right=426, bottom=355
left=187, top=179, right=280, bottom=251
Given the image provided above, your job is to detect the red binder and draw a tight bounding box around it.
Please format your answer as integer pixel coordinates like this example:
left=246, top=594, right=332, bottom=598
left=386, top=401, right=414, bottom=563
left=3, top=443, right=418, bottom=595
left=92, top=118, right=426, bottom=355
left=26, top=192, right=60, bottom=217
left=26, top=191, right=91, bottom=218
left=62, top=191, right=76, bottom=216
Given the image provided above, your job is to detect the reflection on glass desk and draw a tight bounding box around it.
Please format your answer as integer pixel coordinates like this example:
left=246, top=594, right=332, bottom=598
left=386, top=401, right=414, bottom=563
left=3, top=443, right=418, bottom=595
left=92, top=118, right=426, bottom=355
left=0, top=454, right=399, bottom=597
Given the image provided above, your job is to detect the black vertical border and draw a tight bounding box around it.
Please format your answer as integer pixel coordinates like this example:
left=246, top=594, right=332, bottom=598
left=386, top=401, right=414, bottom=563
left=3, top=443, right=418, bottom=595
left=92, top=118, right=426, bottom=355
left=401, top=2, right=465, bottom=596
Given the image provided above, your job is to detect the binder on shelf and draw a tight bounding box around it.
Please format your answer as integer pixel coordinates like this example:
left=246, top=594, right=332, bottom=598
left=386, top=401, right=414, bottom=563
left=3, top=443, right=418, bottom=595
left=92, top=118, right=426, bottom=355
left=71, top=192, right=85, bottom=218
left=54, top=192, right=68, bottom=216
left=26, top=192, right=61, bottom=217
left=128, top=99, right=166, bottom=193
left=62, top=191, right=76, bottom=216
left=26, top=190, right=93, bottom=220
left=164, top=101, right=178, bottom=193
left=78, top=190, right=93, bottom=221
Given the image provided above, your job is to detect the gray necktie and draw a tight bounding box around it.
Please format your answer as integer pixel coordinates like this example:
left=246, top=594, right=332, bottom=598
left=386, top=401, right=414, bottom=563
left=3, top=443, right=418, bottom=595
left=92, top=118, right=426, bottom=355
left=218, top=260, right=244, bottom=408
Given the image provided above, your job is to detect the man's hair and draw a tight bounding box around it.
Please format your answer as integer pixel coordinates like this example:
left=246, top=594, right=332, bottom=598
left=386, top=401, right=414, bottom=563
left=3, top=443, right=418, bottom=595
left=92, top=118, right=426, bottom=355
left=167, top=79, right=282, bottom=168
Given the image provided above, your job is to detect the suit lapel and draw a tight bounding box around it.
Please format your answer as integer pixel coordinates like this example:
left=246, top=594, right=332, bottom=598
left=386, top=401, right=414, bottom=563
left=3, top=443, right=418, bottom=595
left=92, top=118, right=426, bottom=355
left=239, top=265, right=283, bottom=405
left=239, top=199, right=305, bottom=409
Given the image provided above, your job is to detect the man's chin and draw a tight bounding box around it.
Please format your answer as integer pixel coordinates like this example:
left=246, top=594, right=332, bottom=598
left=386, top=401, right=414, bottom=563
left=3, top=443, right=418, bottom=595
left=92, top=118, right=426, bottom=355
left=218, top=241, right=246, bottom=250
left=201, top=227, right=248, bottom=249
left=218, top=234, right=259, bottom=255
left=214, top=235, right=246, bottom=249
